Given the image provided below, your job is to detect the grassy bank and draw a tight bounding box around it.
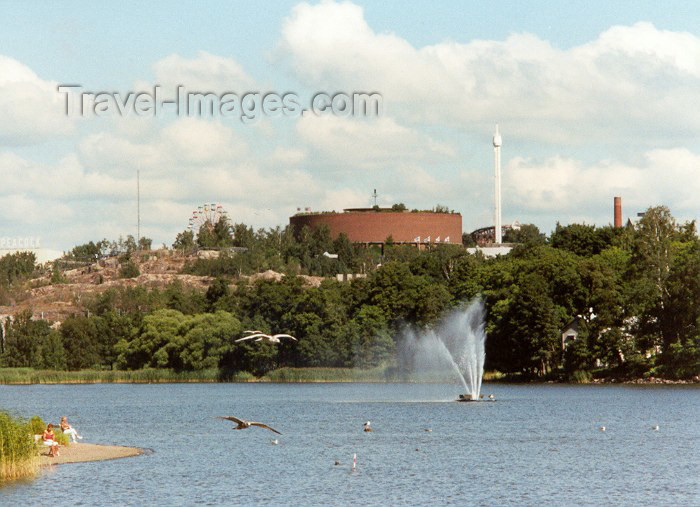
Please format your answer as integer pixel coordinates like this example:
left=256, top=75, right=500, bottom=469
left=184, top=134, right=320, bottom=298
left=0, top=367, right=507, bottom=384
left=0, top=412, right=39, bottom=483
left=0, top=368, right=253, bottom=384
left=261, top=366, right=393, bottom=382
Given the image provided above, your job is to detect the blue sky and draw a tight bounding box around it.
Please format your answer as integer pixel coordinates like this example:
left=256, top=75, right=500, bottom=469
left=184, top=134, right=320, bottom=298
left=1, top=1, right=699, bottom=258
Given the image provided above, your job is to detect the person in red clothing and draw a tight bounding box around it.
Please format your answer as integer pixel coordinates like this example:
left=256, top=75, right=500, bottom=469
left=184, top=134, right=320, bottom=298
left=42, top=424, right=60, bottom=457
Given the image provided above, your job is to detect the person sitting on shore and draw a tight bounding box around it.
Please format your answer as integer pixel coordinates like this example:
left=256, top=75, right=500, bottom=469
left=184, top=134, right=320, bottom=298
left=60, top=416, right=83, bottom=443
left=42, top=424, right=60, bottom=457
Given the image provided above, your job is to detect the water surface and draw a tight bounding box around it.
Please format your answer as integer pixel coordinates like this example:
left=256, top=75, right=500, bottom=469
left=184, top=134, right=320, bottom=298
left=1, top=383, right=697, bottom=506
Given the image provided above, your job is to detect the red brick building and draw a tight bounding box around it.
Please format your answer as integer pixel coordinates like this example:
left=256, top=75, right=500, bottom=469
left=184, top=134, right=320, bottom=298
left=289, top=208, right=462, bottom=245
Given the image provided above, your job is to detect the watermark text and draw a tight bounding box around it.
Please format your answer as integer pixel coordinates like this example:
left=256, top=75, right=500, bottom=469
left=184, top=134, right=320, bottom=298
left=58, top=85, right=382, bottom=123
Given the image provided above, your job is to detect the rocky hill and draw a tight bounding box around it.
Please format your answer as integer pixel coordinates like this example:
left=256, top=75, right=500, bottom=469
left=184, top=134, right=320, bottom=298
left=0, top=249, right=326, bottom=324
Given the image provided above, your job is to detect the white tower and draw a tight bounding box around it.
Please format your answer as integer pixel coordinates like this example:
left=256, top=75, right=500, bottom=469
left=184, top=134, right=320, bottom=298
left=493, top=124, right=502, bottom=244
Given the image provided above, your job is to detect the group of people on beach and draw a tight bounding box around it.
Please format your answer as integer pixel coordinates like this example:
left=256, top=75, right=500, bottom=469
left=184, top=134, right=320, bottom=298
left=42, top=417, right=82, bottom=458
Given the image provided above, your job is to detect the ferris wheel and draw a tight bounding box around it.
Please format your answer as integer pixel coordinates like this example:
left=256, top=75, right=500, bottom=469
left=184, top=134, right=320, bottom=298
left=187, top=203, right=234, bottom=236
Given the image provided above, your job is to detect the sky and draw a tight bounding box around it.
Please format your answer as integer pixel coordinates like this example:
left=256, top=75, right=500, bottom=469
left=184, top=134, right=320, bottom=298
left=1, top=0, right=699, bottom=258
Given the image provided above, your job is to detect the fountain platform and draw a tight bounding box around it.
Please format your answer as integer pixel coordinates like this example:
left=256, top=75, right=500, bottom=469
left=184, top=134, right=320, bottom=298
left=457, top=394, right=481, bottom=402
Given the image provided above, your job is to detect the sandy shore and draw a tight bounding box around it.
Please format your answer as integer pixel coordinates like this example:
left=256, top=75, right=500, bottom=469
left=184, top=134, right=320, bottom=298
left=39, top=442, right=145, bottom=466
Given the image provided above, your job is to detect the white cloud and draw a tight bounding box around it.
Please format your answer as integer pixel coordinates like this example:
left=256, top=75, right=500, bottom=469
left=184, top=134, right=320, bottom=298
left=278, top=3, right=700, bottom=144
left=78, top=117, right=248, bottom=174
left=296, top=115, right=454, bottom=170
left=318, top=188, right=368, bottom=211
left=2, top=4, right=699, bottom=250
left=269, top=146, right=307, bottom=165
left=152, top=51, right=256, bottom=93
left=0, top=55, right=75, bottom=145
left=505, top=148, right=700, bottom=225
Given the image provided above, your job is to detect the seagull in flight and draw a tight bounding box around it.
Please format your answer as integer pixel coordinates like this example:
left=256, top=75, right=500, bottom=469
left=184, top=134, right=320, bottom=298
left=218, top=416, right=282, bottom=435
left=236, top=332, right=298, bottom=344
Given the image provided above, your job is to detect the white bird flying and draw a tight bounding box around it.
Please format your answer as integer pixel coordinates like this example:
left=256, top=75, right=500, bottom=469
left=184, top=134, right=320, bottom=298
left=218, top=416, right=282, bottom=435
left=235, top=333, right=298, bottom=344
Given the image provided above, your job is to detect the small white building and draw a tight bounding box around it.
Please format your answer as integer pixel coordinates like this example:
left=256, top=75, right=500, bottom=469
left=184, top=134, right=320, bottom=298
left=561, top=319, right=579, bottom=351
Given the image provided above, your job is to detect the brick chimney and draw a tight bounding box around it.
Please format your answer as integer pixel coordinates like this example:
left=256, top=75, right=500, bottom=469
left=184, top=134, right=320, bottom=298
left=614, top=196, right=622, bottom=228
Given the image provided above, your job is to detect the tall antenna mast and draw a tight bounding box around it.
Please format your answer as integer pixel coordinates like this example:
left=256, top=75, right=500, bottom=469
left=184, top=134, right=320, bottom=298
left=372, top=189, right=378, bottom=206
left=137, top=169, right=141, bottom=243
left=493, top=125, right=502, bottom=244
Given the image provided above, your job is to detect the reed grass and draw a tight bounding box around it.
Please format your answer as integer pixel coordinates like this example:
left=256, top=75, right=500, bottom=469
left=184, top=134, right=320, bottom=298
left=0, top=367, right=506, bottom=384
left=0, top=411, right=39, bottom=483
left=262, top=366, right=394, bottom=382
left=0, top=368, right=232, bottom=384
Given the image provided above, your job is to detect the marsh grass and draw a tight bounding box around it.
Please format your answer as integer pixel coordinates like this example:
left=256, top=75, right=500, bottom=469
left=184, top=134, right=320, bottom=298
left=0, top=411, right=39, bottom=482
left=0, top=367, right=506, bottom=384
left=262, top=366, right=393, bottom=382
left=0, top=368, right=232, bottom=384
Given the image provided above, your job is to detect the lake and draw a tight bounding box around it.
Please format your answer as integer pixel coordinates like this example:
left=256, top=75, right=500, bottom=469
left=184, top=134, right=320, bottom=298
left=1, top=383, right=698, bottom=506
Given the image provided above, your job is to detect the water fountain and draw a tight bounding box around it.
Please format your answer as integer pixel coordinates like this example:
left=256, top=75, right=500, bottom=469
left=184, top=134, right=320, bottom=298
left=399, top=298, right=487, bottom=401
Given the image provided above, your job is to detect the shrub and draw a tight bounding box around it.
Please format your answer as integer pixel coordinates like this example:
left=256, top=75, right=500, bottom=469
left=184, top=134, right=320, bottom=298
left=569, top=370, right=592, bottom=383
left=119, top=260, right=140, bottom=279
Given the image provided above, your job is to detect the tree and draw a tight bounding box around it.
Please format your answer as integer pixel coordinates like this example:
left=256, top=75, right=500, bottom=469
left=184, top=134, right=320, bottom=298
left=197, top=217, right=234, bottom=248
left=206, top=277, right=230, bottom=311
left=70, top=241, right=105, bottom=261
left=173, top=230, right=195, bottom=252
left=433, top=204, right=450, bottom=213
left=349, top=305, right=394, bottom=368
left=497, top=273, right=562, bottom=376
left=178, top=312, right=241, bottom=370
left=116, top=309, right=187, bottom=369
left=138, top=237, right=152, bottom=250
left=627, top=206, right=680, bottom=354
left=1, top=311, right=60, bottom=368
left=550, top=223, right=615, bottom=257
left=119, top=259, right=140, bottom=278
left=164, top=280, right=206, bottom=314
left=0, top=251, right=36, bottom=286
left=60, top=316, right=101, bottom=370
left=503, top=224, right=546, bottom=245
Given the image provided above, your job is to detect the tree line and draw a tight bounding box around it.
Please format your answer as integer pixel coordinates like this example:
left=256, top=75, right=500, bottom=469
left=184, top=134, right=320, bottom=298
left=0, top=206, right=698, bottom=380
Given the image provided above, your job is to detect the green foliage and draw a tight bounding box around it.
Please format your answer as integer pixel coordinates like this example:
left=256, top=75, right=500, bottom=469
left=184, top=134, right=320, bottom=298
left=60, top=316, right=101, bottom=370
left=550, top=223, right=617, bottom=257
left=205, top=277, right=230, bottom=311
left=0, top=411, right=39, bottom=481
left=69, top=240, right=109, bottom=261
left=569, top=370, right=592, bottom=383
left=138, top=237, right=152, bottom=250
left=118, top=259, right=140, bottom=279
left=0, top=251, right=36, bottom=286
left=2, top=207, right=698, bottom=382
left=29, top=416, right=45, bottom=435
left=197, top=216, right=234, bottom=248
left=50, top=262, right=67, bottom=284
left=503, top=224, right=546, bottom=245
left=433, top=204, right=451, bottom=213
left=172, top=230, right=195, bottom=251
left=1, top=311, right=66, bottom=369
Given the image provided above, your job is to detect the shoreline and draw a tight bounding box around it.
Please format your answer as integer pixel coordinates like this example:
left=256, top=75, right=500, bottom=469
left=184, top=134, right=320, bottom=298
left=2, top=378, right=698, bottom=386
left=38, top=442, right=145, bottom=466
left=1, top=367, right=697, bottom=386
